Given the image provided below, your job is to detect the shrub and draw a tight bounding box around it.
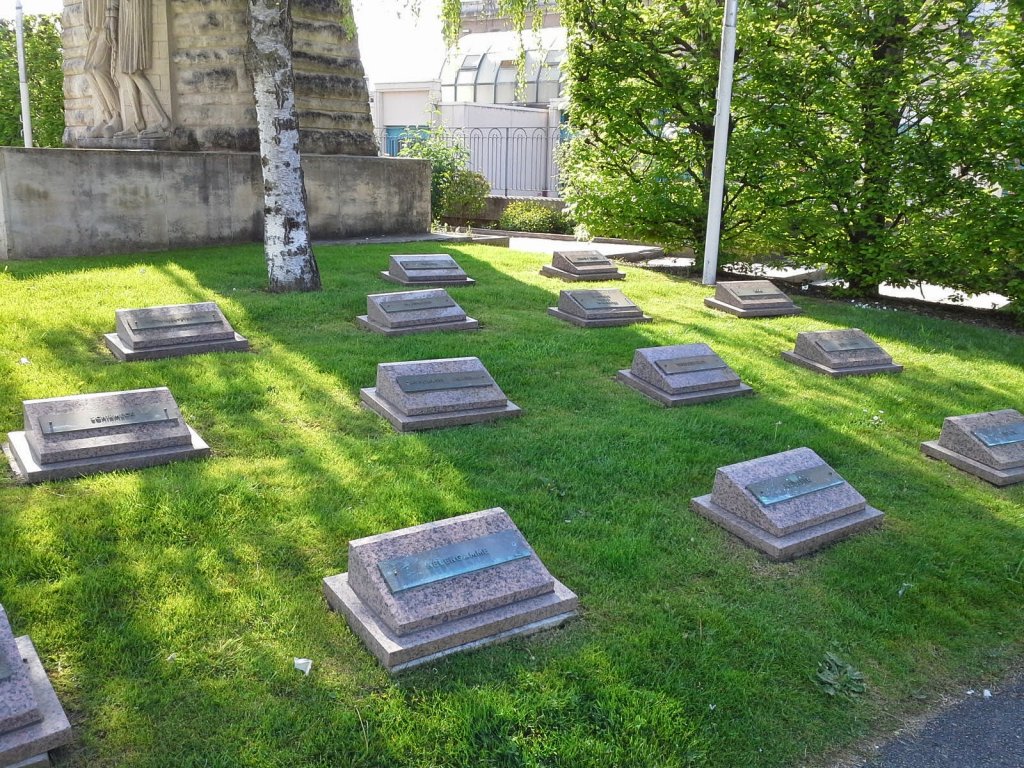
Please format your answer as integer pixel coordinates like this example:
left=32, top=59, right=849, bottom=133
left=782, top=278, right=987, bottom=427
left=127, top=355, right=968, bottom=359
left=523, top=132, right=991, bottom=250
left=440, top=168, right=490, bottom=220
left=499, top=201, right=574, bottom=234
left=398, top=132, right=489, bottom=220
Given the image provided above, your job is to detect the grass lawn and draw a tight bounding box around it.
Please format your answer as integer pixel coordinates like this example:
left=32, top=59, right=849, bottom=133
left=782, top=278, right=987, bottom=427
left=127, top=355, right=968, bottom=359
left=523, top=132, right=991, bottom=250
left=1, top=242, right=1022, bottom=768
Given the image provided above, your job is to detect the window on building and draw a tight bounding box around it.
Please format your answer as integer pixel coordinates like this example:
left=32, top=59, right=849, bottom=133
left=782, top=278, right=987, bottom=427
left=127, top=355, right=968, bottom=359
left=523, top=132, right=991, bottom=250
left=495, top=60, right=518, bottom=104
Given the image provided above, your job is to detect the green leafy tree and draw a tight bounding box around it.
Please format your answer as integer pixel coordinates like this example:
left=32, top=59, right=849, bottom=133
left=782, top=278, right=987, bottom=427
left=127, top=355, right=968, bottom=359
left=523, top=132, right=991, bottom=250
left=0, top=15, right=64, bottom=148
left=399, top=130, right=489, bottom=220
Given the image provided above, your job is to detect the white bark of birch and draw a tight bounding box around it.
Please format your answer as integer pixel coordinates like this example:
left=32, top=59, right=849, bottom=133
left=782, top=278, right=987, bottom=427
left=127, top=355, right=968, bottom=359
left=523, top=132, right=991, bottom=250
left=247, top=0, right=322, bottom=292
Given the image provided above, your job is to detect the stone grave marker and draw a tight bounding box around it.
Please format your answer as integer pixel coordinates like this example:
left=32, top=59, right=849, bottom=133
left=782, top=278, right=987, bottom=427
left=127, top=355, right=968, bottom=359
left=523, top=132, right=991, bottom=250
left=0, top=604, right=72, bottom=767
left=921, top=409, right=1024, bottom=486
left=781, top=328, right=902, bottom=377
left=380, top=254, right=475, bottom=287
left=547, top=289, right=652, bottom=328
left=323, top=507, right=578, bottom=673
left=3, top=387, right=210, bottom=483
left=357, top=289, right=479, bottom=336
left=104, top=301, right=249, bottom=361
left=540, top=250, right=625, bottom=282
left=690, top=447, right=884, bottom=560
left=704, top=280, right=802, bottom=318
left=616, top=343, right=754, bottom=406
left=360, top=357, right=521, bottom=432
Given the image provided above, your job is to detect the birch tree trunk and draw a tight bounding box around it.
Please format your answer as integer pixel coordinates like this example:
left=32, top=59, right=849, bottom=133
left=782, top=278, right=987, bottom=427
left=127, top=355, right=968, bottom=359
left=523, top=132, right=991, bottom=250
left=247, top=0, right=322, bottom=292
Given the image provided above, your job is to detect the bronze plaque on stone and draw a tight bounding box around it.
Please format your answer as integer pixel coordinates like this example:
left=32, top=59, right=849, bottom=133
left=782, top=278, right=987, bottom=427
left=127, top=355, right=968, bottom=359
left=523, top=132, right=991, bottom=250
left=973, top=423, right=1024, bottom=447
left=379, top=530, right=532, bottom=593
left=733, top=285, right=783, bottom=299
left=565, top=253, right=610, bottom=266
left=128, top=311, right=221, bottom=331
left=815, top=336, right=878, bottom=353
left=396, top=371, right=494, bottom=394
left=40, top=405, right=174, bottom=435
left=573, top=291, right=635, bottom=311
left=401, top=259, right=458, bottom=270
left=655, top=355, right=726, bottom=375
left=746, top=464, right=845, bottom=506
left=379, top=295, right=456, bottom=314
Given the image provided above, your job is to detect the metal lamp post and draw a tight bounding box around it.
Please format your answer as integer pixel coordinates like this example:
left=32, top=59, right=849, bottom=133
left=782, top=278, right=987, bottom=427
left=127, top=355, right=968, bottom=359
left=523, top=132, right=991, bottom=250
left=15, top=0, right=33, bottom=147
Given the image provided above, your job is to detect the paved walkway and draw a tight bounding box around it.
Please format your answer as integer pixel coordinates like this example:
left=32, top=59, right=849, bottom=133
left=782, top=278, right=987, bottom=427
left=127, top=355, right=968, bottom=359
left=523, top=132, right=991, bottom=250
left=844, top=676, right=1024, bottom=768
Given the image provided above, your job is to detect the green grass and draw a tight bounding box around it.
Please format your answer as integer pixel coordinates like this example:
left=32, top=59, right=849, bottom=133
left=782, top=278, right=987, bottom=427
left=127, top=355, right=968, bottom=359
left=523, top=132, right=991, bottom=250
left=1, top=242, right=1022, bottom=768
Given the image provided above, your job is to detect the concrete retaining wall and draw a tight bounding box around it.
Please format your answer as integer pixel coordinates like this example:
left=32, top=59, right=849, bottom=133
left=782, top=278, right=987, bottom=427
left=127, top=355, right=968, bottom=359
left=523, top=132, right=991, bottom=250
left=0, top=148, right=429, bottom=260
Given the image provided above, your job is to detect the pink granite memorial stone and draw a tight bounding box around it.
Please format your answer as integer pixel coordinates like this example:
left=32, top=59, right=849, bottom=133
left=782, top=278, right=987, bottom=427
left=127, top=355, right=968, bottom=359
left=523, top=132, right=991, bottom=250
left=540, top=250, right=625, bottom=282
left=323, top=508, right=578, bottom=672
left=547, top=289, right=652, bottom=328
left=781, top=329, right=902, bottom=377
left=380, top=254, right=475, bottom=287
left=104, top=301, right=249, bottom=361
left=690, top=447, right=884, bottom=560
left=357, top=289, right=479, bottom=336
left=703, top=280, right=802, bottom=318
left=921, top=409, right=1024, bottom=486
left=616, top=343, right=754, bottom=406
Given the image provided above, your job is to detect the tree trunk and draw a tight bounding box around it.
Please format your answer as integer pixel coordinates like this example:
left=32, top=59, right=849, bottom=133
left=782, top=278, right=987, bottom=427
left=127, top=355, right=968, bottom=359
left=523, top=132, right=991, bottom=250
left=247, top=0, right=321, bottom=293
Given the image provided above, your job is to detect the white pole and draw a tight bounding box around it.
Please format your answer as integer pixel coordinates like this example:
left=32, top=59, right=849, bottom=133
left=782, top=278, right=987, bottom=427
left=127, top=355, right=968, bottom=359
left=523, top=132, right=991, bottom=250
left=15, top=0, right=33, bottom=148
left=702, top=0, right=739, bottom=285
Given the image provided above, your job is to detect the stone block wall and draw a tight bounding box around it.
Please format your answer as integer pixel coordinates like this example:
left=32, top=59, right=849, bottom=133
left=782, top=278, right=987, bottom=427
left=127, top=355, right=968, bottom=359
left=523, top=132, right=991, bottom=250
left=63, top=0, right=377, bottom=155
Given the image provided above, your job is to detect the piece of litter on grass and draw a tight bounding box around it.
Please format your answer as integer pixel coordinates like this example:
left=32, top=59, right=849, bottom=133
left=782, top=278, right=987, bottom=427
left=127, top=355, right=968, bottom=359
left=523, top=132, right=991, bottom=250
left=294, top=658, right=313, bottom=676
left=166, top=653, right=177, bottom=662
left=18, top=357, right=29, bottom=365
left=967, top=689, right=975, bottom=695
left=983, top=689, right=992, bottom=698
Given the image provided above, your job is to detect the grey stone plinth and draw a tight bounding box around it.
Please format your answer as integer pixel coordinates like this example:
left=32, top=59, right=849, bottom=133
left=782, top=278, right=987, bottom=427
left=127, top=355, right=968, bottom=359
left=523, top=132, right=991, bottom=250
left=4, top=387, right=209, bottom=484
left=323, top=508, right=578, bottom=672
left=356, top=316, right=480, bottom=336
left=690, top=447, right=883, bottom=560
left=548, top=289, right=651, bottom=328
left=541, top=251, right=625, bottom=281
left=380, top=255, right=475, bottom=287
left=616, top=371, right=753, bottom=406
left=104, top=332, right=250, bottom=361
left=616, top=343, right=754, bottom=406
left=0, top=637, right=72, bottom=768
left=360, top=389, right=521, bottom=432
left=540, top=265, right=625, bottom=281
left=547, top=308, right=652, bottom=327
left=703, top=280, right=802, bottom=317
left=921, top=440, right=1024, bottom=487
left=690, top=495, right=884, bottom=561
left=781, top=328, right=902, bottom=377
left=780, top=351, right=904, bottom=377
left=6, top=752, right=51, bottom=767
left=928, top=410, right=1024, bottom=476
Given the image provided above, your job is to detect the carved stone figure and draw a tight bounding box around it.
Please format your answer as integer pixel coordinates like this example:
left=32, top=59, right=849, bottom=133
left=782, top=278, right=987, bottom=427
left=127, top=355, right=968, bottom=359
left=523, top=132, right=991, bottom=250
left=82, top=0, right=121, bottom=137
left=114, top=0, right=172, bottom=137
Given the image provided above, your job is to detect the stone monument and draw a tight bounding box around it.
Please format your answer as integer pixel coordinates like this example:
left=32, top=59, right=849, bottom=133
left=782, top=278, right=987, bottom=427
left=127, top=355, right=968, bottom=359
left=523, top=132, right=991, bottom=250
left=540, top=250, right=625, bottom=282
left=323, top=507, right=578, bottom=673
left=921, top=409, right=1024, bottom=486
left=616, top=343, right=753, bottom=406
left=357, top=289, right=479, bottom=336
left=690, top=447, right=884, bottom=560
left=704, top=280, right=802, bottom=318
left=104, top=301, right=250, bottom=361
left=781, top=329, right=902, bottom=377
left=380, top=255, right=476, bottom=287
left=547, top=289, right=652, bottom=328
left=3, top=387, right=209, bottom=483
left=0, top=604, right=73, bottom=767
left=360, top=357, right=521, bottom=432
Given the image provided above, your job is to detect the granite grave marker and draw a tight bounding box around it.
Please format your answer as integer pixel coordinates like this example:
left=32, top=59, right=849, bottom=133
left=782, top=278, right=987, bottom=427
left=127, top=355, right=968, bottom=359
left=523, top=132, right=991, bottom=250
left=380, top=254, right=475, bottom=287
left=357, top=289, right=479, bottom=336
left=690, top=447, right=884, bottom=560
left=323, top=507, right=578, bottom=672
left=547, top=289, right=652, bottom=328
left=616, top=343, right=754, bottom=406
left=921, top=409, right=1024, bottom=486
left=3, top=387, right=210, bottom=483
left=104, top=301, right=249, bottom=361
left=781, top=328, right=902, bottom=377
left=704, top=280, right=802, bottom=318
left=540, top=250, right=625, bottom=282
left=360, top=357, right=521, bottom=432
left=0, top=604, right=72, bottom=768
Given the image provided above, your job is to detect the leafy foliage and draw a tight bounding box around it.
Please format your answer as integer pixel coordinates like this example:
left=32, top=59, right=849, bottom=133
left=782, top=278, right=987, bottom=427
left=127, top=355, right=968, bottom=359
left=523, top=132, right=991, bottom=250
left=498, top=200, right=574, bottom=233
left=0, top=15, right=64, bottom=148
left=399, top=130, right=490, bottom=219
left=816, top=652, right=867, bottom=699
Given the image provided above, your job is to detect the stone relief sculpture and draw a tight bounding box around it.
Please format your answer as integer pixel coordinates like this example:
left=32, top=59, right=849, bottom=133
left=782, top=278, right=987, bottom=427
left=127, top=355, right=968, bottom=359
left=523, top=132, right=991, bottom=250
left=82, top=0, right=122, bottom=137
left=115, top=0, right=172, bottom=137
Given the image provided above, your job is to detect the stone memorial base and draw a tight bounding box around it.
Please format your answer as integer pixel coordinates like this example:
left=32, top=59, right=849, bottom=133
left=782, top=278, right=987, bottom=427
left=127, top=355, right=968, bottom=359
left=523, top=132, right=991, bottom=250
left=4, top=427, right=210, bottom=484
left=615, top=370, right=752, bottom=406
left=920, top=441, right=1024, bottom=486
left=355, top=316, right=479, bottom=337
left=547, top=308, right=651, bottom=328
left=690, top=494, right=884, bottom=561
left=359, top=389, right=520, bottom=432
left=780, top=350, right=903, bottom=378
left=323, top=508, right=577, bottom=672
left=380, top=273, right=476, bottom=287
left=0, top=637, right=72, bottom=768
left=104, top=332, right=250, bottom=362
left=539, top=265, right=625, bottom=282
left=703, top=296, right=802, bottom=318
